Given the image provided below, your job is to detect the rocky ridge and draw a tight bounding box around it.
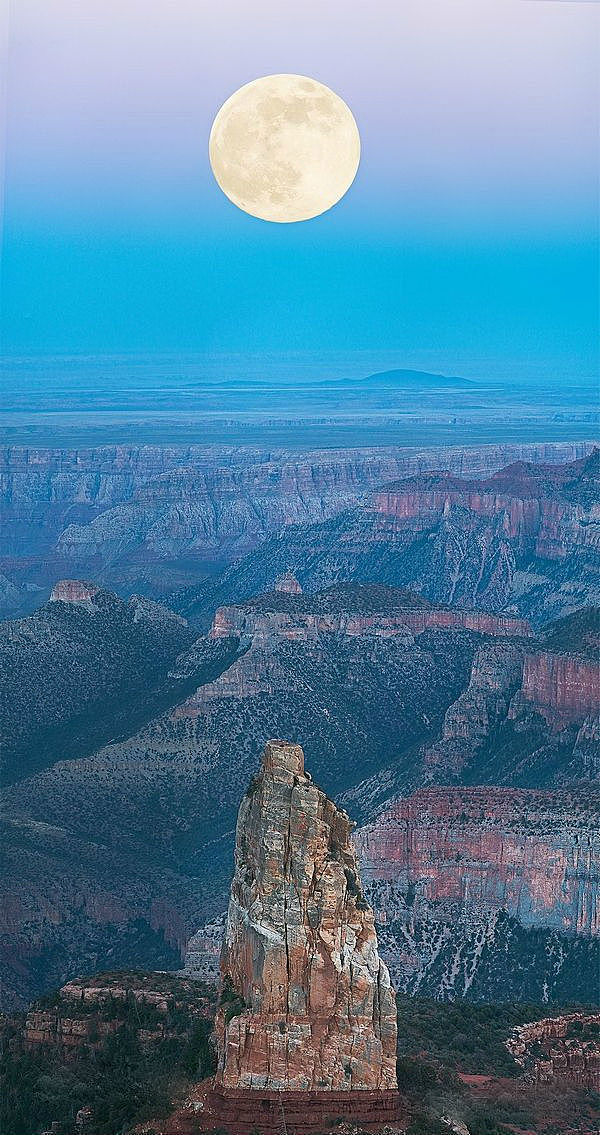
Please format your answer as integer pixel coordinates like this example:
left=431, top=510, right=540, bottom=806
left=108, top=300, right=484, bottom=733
left=506, top=1012, right=600, bottom=1091
left=210, top=583, right=533, bottom=643
left=0, top=583, right=238, bottom=785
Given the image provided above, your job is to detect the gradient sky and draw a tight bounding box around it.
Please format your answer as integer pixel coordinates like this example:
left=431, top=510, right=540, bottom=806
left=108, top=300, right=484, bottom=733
left=2, top=0, right=598, bottom=376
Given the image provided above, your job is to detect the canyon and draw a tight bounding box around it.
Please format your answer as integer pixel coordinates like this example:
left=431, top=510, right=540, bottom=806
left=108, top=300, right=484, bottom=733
left=0, top=582, right=478, bottom=1007
left=175, top=449, right=600, bottom=632
left=0, top=441, right=594, bottom=619
left=1, top=567, right=597, bottom=1011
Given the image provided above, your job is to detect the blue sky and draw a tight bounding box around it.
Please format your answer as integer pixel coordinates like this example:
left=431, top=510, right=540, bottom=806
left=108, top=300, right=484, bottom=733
left=2, top=0, right=598, bottom=376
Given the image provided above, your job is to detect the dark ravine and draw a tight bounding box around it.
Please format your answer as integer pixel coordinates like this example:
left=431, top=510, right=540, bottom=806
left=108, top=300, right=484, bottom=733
left=0, top=582, right=240, bottom=785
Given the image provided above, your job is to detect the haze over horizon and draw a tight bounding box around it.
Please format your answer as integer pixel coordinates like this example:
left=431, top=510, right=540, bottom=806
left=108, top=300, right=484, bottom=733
left=3, top=0, right=598, bottom=378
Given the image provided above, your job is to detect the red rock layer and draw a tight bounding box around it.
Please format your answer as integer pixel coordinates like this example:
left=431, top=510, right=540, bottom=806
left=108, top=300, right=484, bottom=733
left=373, top=458, right=599, bottom=560
left=356, top=786, right=600, bottom=937
left=507, top=1013, right=600, bottom=1091
left=49, top=579, right=101, bottom=603
left=210, top=605, right=532, bottom=643
left=519, top=651, right=600, bottom=727
left=168, top=1082, right=406, bottom=1135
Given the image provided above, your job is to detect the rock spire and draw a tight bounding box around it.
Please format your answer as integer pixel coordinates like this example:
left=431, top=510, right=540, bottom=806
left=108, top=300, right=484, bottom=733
left=215, top=739, right=398, bottom=1092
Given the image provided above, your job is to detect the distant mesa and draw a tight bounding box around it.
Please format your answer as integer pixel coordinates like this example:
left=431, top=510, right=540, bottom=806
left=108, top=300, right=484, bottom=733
left=50, top=579, right=101, bottom=605
left=352, top=368, right=472, bottom=387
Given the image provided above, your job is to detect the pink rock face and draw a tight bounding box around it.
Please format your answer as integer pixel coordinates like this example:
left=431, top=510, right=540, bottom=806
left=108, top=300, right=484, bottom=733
left=519, top=652, right=600, bottom=727
left=372, top=451, right=599, bottom=561
left=215, top=740, right=398, bottom=1093
left=49, top=579, right=101, bottom=603
left=357, top=786, right=600, bottom=937
left=210, top=604, right=532, bottom=644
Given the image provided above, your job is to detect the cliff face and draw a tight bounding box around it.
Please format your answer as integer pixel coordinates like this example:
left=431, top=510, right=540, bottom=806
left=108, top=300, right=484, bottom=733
left=373, top=451, right=600, bottom=561
left=215, top=740, right=398, bottom=1093
left=176, top=450, right=600, bottom=632
left=49, top=579, right=102, bottom=604
left=425, top=642, right=527, bottom=777
left=211, top=599, right=532, bottom=644
left=355, top=785, right=600, bottom=1001
left=374, top=486, right=589, bottom=562
left=425, top=612, right=599, bottom=783
left=358, top=786, right=599, bottom=937
left=0, top=442, right=593, bottom=618
left=518, top=651, right=600, bottom=728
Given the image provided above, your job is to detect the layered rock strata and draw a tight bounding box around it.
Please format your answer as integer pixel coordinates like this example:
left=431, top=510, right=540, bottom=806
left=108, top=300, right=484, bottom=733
left=1, top=442, right=593, bottom=619
left=215, top=740, right=398, bottom=1093
left=211, top=600, right=532, bottom=643
left=373, top=452, right=600, bottom=561
left=358, top=786, right=600, bottom=937
left=518, top=650, right=600, bottom=728
left=506, top=1013, right=600, bottom=1090
left=356, top=786, right=600, bottom=1000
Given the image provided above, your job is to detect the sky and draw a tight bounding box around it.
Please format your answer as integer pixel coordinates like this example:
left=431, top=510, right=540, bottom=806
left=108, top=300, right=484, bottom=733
left=2, top=0, right=598, bottom=377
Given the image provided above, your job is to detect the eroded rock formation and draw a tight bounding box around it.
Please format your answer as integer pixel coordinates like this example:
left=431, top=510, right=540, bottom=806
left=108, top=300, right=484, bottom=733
left=506, top=1013, right=600, bottom=1090
left=215, top=740, right=398, bottom=1092
left=49, top=579, right=101, bottom=604
left=210, top=592, right=532, bottom=644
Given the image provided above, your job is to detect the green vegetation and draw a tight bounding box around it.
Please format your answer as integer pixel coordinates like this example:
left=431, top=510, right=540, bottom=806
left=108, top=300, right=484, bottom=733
left=395, top=995, right=599, bottom=1135
left=540, top=606, right=599, bottom=659
left=396, top=994, right=586, bottom=1076
left=0, top=986, right=216, bottom=1135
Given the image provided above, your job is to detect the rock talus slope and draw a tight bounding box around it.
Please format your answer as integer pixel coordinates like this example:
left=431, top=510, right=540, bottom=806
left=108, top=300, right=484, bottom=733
left=215, top=740, right=398, bottom=1092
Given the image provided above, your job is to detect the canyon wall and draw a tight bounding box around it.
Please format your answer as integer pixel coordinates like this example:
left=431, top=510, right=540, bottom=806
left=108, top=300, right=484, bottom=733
left=358, top=786, right=599, bottom=938
left=0, top=442, right=593, bottom=617
left=373, top=452, right=600, bottom=561
left=355, top=785, right=600, bottom=1000
left=518, top=651, right=600, bottom=728
left=211, top=603, right=532, bottom=643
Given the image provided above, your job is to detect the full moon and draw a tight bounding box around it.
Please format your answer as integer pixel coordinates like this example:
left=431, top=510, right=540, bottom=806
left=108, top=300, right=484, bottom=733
left=209, top=74, right=360, bottom=223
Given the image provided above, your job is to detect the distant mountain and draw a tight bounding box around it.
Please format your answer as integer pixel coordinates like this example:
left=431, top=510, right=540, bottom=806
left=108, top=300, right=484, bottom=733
left=348, top=367, right=472, bottom=387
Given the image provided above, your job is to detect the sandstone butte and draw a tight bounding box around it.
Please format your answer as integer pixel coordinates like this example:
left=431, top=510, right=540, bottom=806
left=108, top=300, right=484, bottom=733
left=187, top=739, right=403, bottom=1135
